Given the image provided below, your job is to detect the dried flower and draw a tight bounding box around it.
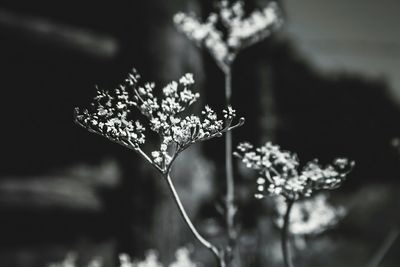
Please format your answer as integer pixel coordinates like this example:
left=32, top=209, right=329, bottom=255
left=174, top=1, right=283, bottom=70
left=235, top=142, right=354, bottom=200
left=274, top=194, right=347, bottom=235
left=75, top=69, right=244, bottom=174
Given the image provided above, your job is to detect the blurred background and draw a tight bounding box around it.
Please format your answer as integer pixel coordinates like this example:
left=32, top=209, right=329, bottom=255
left=0, top=0, right=399, bottom=266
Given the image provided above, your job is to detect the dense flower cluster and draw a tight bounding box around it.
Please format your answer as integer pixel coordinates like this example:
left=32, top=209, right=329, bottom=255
left=274, top=194, right=347, bottom=235
left=235, top=142, right=354, bottom=200
left=75, top=69, right=244, bottom=173
left=173, top=1, right=282, bottom=70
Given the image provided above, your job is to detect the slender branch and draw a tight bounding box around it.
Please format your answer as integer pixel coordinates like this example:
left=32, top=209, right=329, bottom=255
left=164, top=174, right=223, bottom=266
left=133, top=145, right=163, bottom=172
left=75, top=118, right=164, bottom=174
left=225, top=68, right=232, bottom=103
left=367, top=228, right=399, bottom=267
left=198, top=117, right=245, bottom=143
left=224, top=68, right=236, bottom=252
left=265, top=170, right=274, bottom=183
left=228, top=117, right=245, bottom=131
left=282, top=200, right=294, bottom=267
left=165, top=146, right=181, bottom=175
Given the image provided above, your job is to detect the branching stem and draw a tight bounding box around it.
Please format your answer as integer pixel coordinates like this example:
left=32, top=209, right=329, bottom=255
left=367, top=228, right=399, bottom=267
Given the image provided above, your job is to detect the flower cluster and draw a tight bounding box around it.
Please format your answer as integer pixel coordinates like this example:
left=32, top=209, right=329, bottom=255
left=174, top=1, right=283, bottom=70
left=274, top=194, right=347, bottom=235
left=75, top=69, right=244, bottom=174
left=235, top=142, right=354, bottom=200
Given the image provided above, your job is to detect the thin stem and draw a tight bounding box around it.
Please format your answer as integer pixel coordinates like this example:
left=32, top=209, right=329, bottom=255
left=282, top=200, right=294, bottom=267
left=224, top=68, right=236, bottom=250
left=135, top=146, right=157, bottom=168
left=367, top=228, right=399, bottom=267
left=126, top=140, right=164, bottom=173
left=225, top=68, right=232, bottom=103
left=164, top=174, right=224, bottom=266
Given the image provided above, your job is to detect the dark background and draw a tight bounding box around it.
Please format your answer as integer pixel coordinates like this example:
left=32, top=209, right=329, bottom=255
left=0, top=0, right=399, bottom=266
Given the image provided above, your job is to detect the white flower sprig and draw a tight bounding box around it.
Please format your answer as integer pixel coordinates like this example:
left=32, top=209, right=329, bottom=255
left=174, top=0, right=283, bottom=72
left=235, top=142, right=354, bottom=201
left=235, top=142, right=353, bottom=267
left=75, top=69, right=244, bottom=175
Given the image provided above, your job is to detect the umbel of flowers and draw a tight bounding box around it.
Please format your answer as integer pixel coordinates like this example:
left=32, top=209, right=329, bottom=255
left=235, top=142, right=354, bottom=201
left=75, top=69, right=244, bottom=267
left=75, top=69, right=244, bottom=175
left=235, top=142, right=354, bottom=267
left=174, top=0, right=283, bottom=72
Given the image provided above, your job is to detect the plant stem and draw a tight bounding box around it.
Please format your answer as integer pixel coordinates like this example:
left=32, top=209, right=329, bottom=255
left=282, top=200, right=294, bottom=267
left=367, top=228, right=399, bottom=267
left=224, top=68, right=236, bottom=249
left=164, top=174, right=224, bottom=266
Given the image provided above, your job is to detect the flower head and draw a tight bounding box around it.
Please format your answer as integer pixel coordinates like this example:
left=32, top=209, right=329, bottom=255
left=174, top=1, right=283, bottom=70
left=75, top=69, right=244, bottom=174
left=235, top=142, right=354, bottom=201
